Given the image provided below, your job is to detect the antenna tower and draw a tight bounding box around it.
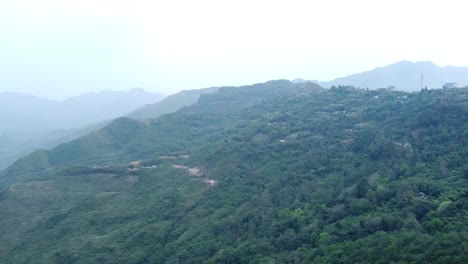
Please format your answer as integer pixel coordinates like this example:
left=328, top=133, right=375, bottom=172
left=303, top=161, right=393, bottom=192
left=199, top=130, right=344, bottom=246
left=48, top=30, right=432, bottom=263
left=420, top=74, right=424, bottom=90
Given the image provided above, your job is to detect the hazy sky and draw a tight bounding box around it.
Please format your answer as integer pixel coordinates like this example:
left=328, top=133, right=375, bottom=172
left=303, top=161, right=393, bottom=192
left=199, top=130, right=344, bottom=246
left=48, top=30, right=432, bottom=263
left=1, top=0, right=467, bottom=99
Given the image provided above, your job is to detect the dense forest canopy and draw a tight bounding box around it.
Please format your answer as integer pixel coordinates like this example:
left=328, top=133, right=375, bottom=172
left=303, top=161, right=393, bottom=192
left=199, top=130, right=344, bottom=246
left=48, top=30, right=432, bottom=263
left=0, top=81, right=466, bottom=263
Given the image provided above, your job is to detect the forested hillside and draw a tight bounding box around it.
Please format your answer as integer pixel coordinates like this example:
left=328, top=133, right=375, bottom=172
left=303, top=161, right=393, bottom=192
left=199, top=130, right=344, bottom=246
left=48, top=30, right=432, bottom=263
left=0, top=82, right=466, bottom=263
left=127, top=87, right=220, bottom=120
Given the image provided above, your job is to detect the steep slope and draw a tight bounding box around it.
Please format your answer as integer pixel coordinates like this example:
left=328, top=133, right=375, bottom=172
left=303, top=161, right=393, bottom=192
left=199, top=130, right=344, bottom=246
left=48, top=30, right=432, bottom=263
left=1, top=80, right=322, bottom=184
left=0, top=118, right=147, bottom=190
left=127, top=87, right=220, bottom=119
left=127, top=79, right=313, bottom=120
left=321, top=61, right=468, bottom=91
left=0, top=121, right=111, bottom=170
left=0, top=84, right=466, bottom=263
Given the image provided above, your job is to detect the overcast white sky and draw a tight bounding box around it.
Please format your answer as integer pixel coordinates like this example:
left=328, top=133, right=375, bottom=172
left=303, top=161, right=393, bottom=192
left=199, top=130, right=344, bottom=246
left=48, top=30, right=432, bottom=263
left=0, top=0, right=467, bottom=99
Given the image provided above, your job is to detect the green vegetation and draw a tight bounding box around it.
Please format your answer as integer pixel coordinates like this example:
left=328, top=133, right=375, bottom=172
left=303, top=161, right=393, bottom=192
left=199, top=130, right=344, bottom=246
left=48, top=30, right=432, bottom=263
left=0, top=82, right=466, bottom=263
left=127, top=87, right=220, bottom=120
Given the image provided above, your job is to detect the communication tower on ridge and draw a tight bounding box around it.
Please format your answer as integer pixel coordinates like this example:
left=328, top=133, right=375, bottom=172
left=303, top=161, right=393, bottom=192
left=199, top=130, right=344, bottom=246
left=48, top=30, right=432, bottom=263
left=420, top=74, right=424, bottom=90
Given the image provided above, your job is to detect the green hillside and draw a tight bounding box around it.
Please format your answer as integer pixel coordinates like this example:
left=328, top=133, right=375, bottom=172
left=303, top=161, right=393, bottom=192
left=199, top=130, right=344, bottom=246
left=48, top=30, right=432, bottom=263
left=0, top=80, right=322, bottom=190
left=0, top=82, right=466, bottom=263
left=127, top=87, right=220, bottom=120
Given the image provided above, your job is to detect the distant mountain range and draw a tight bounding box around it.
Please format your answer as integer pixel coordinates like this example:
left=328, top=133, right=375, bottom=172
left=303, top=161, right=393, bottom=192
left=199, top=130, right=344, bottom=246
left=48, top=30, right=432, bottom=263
left=0, top=88, right=165, bottom=168
left=305, top=61, right=468, bottom=91
left=0, top=88, right=165, bottom=134
left=2, top=60, right=467, bottom=169
left=1, top=80, right=324, bottom=188
left=0, top=80, right=465, bottom=263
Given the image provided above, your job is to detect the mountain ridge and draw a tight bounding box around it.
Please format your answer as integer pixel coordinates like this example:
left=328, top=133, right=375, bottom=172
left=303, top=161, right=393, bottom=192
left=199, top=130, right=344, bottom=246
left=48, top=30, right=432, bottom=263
left=127, top=87, right=220, bottom=120
left=1, top=80, right=323, bottom=184
left=0, top=81, right=466, bottom=263
left=0, top=88, right=165, bottom=169
left=319, top=61, right=468, bottom=91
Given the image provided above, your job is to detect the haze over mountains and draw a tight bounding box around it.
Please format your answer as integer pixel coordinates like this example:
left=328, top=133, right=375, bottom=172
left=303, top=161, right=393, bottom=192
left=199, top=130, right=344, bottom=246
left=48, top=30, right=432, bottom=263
left=0, top=88, right=165, bottom=169
left=318, top=61, right=468, bottom=91
left=0, top=80, right=466, bottom=263
left=2, top=60, right=467, bottom=170
left=0, top=88, right=165, bottom=133
left=2, top=0, right=467, bottom=261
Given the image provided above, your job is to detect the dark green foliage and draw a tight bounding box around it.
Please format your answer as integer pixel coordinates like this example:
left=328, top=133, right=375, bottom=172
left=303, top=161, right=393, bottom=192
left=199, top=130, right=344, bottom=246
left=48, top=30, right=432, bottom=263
left=0, top=82, right=467, bottom=263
